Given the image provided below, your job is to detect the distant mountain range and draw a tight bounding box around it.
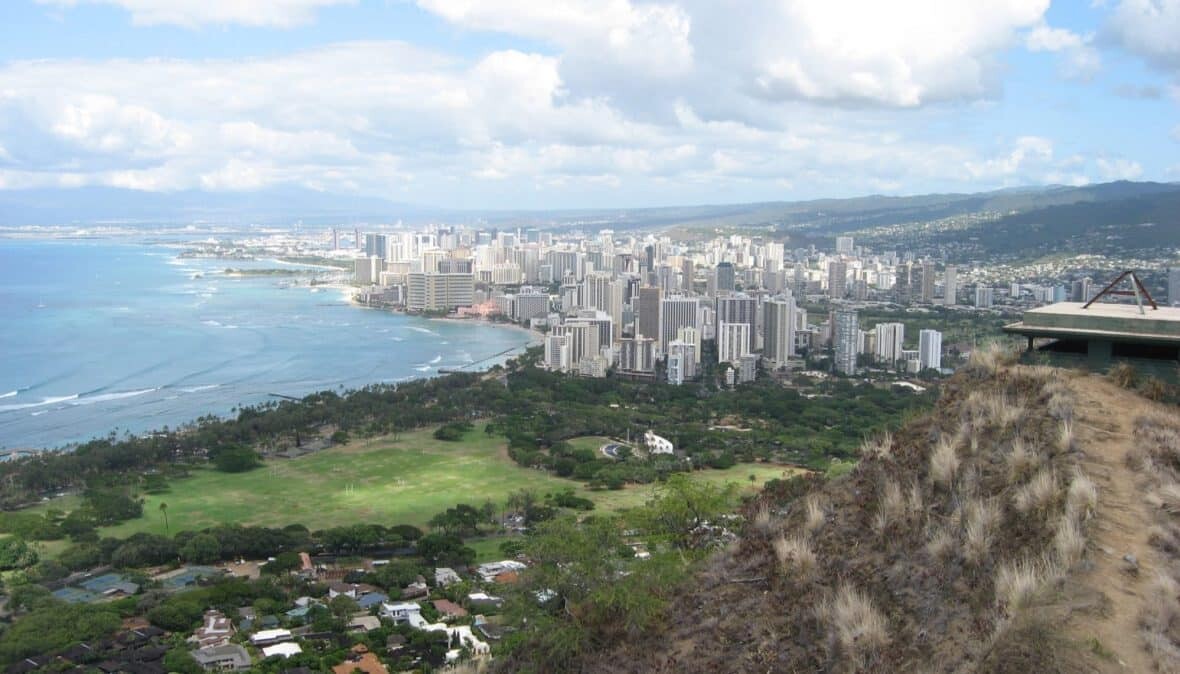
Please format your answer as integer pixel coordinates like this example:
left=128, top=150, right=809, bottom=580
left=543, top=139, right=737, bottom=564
left=1, top=181, right=1178, bottom=238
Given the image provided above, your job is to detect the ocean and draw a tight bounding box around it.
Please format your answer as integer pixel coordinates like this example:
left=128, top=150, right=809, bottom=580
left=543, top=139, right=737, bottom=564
left=0, top=238, right=532, bottom=450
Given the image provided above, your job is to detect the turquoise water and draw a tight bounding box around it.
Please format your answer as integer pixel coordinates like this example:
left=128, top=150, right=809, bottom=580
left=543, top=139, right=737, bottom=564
left=0, top=239, right=530, bottom=450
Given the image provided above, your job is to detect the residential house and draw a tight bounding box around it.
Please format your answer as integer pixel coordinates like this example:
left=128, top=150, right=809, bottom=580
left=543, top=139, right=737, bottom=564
left=348, top=615, right=381, bottom=633
left=191, top=644, right=252, bottom=672
left=380, top=602, right=426, bottom=628
left=475, top=560, right=526, bottom=583
left=190, top=610, right=235, bottom=648
left=331, top=644, right=389, bottom=674
left=434, top=567, right=461, bottom=587
left=432, top=600, right=467, bottom=621
left=249, top=628, right=293, bottom=646
left=400, top=576, right=429, bottom=599
left=260, top=642, right=303, bottom=659
left=356, top=592, right=389, bottom=610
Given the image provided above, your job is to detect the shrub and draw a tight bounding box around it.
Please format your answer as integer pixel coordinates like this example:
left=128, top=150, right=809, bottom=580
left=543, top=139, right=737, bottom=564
left=803, top=495, right=825, bottom=535
left=1064, top=472, right=1097, bottom=522
left=773, top=535, right=817, bottom=579
left=1013, top=468, right=1058, bottom=515
left=1053, top=513, right=1085, bottom=569
left=995, top=557, right=1055, bottom=613
left=964, top=499, right=1000, bottom=566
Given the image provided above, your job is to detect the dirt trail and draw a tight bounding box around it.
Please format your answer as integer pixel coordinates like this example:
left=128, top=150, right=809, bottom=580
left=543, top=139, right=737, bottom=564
left=1065, top=373, right=1161, bottom=672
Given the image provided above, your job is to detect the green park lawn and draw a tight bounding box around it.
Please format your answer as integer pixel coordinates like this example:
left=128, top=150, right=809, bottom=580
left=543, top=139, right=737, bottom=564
left=28, top=423, right=807, bottom=544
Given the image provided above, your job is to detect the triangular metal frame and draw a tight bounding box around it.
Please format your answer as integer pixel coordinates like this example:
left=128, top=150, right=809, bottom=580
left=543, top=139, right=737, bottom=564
left=1082, top=270, right=1159, bottom=315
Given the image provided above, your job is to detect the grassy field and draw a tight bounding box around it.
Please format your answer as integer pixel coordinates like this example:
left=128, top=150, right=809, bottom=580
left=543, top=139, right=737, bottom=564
left=565, top=435, right=627, bottom=457
left=29, top=424, right=807, bottom=542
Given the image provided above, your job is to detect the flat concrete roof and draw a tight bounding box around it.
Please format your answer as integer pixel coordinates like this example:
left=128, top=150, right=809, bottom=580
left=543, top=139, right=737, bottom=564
left=1004, top=301, right=1180, bottom=345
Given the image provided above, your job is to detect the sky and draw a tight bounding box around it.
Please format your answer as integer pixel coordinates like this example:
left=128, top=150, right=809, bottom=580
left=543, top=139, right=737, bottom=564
left=0, top=0, right=1178, bottom=210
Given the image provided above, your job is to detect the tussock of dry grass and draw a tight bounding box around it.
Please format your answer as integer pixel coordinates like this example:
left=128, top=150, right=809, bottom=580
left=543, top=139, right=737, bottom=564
left=1053, top=513, right=1086, bottom=569
left=751, top=504, right=773, bottom=534
left=964, top=498, right=1001, bottom=566
left=1154, top=484, right=1180, bottom=516
left=803, top=495, right=825, bottom=535
left=926, top=526, right=956, bottom=560
left=818, top=584, right=890, bottom=668
left=1055, top=420, right=1075, bottom=455
left=1013, top=468, right=1058, bottom=515
left=930, top=438, right=960, bottom=489
left=1064, top=471, right=1097, bottom=522
left=1006, top=438, right=1042, bottom=484
left=995, top=556, right=1058, bottom=613
left=965, top=342, right=1016, bottom=378
left=774, top=534, right=817, bottom=579
left=859, top=431, right=894, bottom=461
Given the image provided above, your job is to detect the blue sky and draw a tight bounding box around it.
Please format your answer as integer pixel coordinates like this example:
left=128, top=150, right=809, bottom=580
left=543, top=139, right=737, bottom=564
left=0, top=0, right=1177, bottom=209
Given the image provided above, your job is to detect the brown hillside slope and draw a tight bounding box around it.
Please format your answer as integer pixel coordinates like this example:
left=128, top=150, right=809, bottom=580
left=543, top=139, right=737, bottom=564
left=571, top=358, right=1179, bottom=673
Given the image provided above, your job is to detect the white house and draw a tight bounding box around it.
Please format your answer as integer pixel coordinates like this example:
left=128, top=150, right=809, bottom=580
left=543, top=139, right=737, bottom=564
left=381, top=601, right=426, bottom=628
left=435, top=567, right=462, bottom=587
left=249, top=629, right=292, bottom=646
left=644, top=430, right=674, bottom=455
left=260, top=642, right=302, bottom=659
left=475, top=560, right=527, bottom=583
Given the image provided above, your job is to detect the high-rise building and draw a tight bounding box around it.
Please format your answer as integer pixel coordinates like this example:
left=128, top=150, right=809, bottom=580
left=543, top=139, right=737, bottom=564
left=894, top=263, right=912, bottom=305
left=514, top=287, right=550, bottom=322
left=676, top=325, right=701, bottom=364
left=828, top=261, right=847, bottom=299
left=636, top=287, right=662, bottom=341
left=874, top=322, right=905, bottom=362
left=544, top=334, right=569, bottom=371
left=738, top=353, right=759, bottom=383
left=365, top=233, right=388, bottom=259
left=619, top=336, right=656, bottom=373
left=975, top=286, right=994, bottom=308
left=833, top=310, right=859, bottom=375
left=1168, top=267, right=1179, bottom=306
left=919, top=329, right=942, bottom=371
left=715, top=262, right=736, bottom=293
left=944, top=265, right=958, bottom=306
left=551, top=321, right=599, bottom=368
left=1071, top=278, right=1093, bottom=302
left=659, top=297, right=698, bottom=353
left=717, top=321, right=751, bottom=364
left=406, top=272, right=474, bottom=311
left=716, top=294, right=758, bottom=351
left=836, top=236, right=854, bottom=255
left=667, top=340, right=698, bottom=384
left=763, top=296, right=797, bottom=364
left=354, top=256, right=382, bottom=285
left=920, top=263, right=936, bottom=304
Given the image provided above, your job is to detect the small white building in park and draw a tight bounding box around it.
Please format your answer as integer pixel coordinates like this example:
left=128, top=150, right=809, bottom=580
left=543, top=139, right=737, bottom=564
left=645, top=430, right=674, bottom=455
left=261, top=642, right=302, bottom=659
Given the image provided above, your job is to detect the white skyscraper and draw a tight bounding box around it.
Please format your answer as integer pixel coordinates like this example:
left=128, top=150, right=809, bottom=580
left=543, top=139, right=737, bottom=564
left=1169, top=267, right=1180, bottom=307
left=717, top=321, right=751, bottom=365
left=919, top=329, right=943, bottom=371
left=763, top=296, right=797, bottom=364
left=667, top=340, right=698, bottom=384
left=834, top=310, right=859, bottom=375
left=659, top=297, right=698, bottom=354
left=836, top=236, right=854, bottom=255
left=874, top=322, right=905, bottom=362
left=974, top=286, right=994, bottom=308
left=944, top=265, right=957, bottom=306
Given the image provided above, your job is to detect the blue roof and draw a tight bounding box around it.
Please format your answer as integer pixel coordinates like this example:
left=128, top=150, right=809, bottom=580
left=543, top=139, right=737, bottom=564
left=160, top=565, right=220, bottom=590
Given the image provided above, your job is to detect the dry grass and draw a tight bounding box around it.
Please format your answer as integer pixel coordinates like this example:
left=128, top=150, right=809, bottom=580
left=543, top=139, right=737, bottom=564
left=774, top=534, right=817, bottom=579
left=930, top=438, right=960, bottom=489
left=926, top=526, right=956, bottom=560
left=859, top=431, right=894, bottom=461
left=1006, top=438, right=1042, bottom=484
left=964, top=498, right=1001, bottom=566
left=803, top=495, right=825, bottom=535
left=751, top=504, right=773, bottom=534
left=1108, top=361, right=1139, bottom=389
left=994, top=556, right=1058, bottom=613
left=1139, top=573, right=1180, bottom=671
left=1154, top=484, right=1180, bottom=516
left=1013, top=468, right=1058, bottom=515
left=965, top=342, right=1016, bottom=378
left=1053, top=513, right=1086, bottom=569
left=1064, top=471, right=1097, bottom=522
left=818, top=584, right=890, bottom=669
left=1056, top=420, right=1076, bottom=455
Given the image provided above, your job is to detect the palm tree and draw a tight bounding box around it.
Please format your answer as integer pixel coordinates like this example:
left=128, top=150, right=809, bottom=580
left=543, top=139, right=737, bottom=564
left=159, top=502, right=170, bottom=536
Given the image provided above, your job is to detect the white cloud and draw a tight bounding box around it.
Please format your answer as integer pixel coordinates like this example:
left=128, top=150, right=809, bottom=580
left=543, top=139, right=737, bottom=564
left=965, top=136, right=1055, bottom=180
left=36, top=0, right=355, bottom=28
left=1025, top=23, right=1101, bottom=80
left=1096, top=157, right=1144, bottom=180
left=418, top=0, right=1051, bottom=109
left=1105, top=0, right=1180, bottom=68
